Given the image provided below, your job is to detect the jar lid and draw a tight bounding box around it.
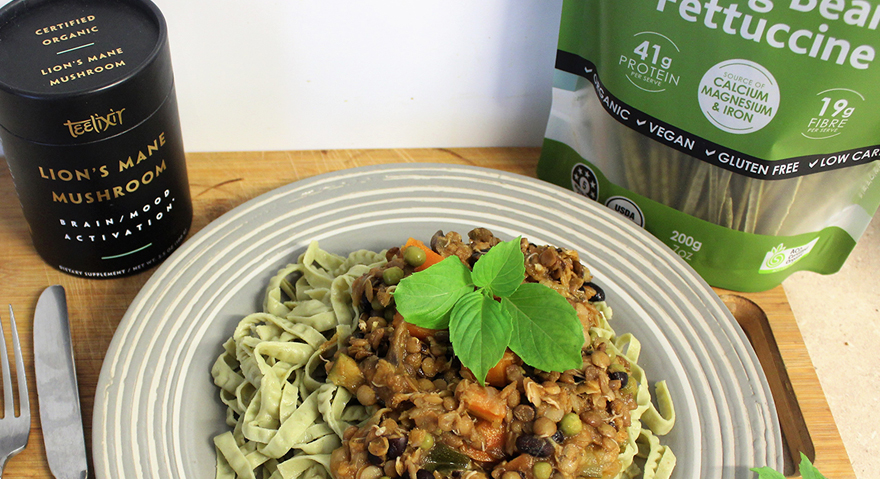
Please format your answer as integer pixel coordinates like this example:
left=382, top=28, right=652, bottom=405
left=0, top=0, right=173, bottom=145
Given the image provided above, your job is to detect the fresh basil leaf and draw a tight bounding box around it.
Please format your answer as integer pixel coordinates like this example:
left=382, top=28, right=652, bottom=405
left=471, top=237, right=525, bottom=298
left=503, top=282, right=584, bottom=373
left=798, top=453, right=827, bottom=479
left=751, top=454, right=827, bottom=479
left=449, top=290, right=512, bottom=385
left=749, top=467, right=786, bottom=479
left=394, top=256, right=473, bottom=329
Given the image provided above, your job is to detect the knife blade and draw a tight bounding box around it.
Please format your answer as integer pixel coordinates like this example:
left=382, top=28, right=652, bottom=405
left=34, top=285, right=88, bottom=479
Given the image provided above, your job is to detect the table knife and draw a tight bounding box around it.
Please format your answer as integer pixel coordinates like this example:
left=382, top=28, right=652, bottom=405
left=34, top=285, right=88, bottom=479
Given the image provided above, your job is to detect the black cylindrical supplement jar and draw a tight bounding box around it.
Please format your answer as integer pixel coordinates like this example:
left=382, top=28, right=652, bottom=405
left=0, top=0, right=192, bottom=278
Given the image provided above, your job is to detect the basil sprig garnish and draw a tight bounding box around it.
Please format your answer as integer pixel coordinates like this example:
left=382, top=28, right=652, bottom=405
left=752, top=453, right=827, bottom=479
left=393, top=237, right=585, bottom=385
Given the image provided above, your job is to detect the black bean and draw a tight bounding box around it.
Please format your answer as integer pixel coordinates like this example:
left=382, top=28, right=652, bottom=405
left=417, top=469, right=434, bottom=479
left=376, top=341, right=389, bottom=358
left=449, top=355, right=461, bottom=370
left=359, top=294, right=373, bottom=314
left=584, top=281, right=605, bottom=302
left=434, top=330, right=450, bottom=344
left=467, top=251, right=484, bottom=267
left=368, top=452, right=383, bottom=465
left=388, top=436, right=408, bottom=459
left=516, top=435, right=553, bottom=457
left=551, top=430, right=564, bottom=444
left=609, top=371, right=628, bottom=388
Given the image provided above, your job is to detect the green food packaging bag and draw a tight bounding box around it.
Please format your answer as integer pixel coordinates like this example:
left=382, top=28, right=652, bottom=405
left=537, top=0, right=880, bottom=292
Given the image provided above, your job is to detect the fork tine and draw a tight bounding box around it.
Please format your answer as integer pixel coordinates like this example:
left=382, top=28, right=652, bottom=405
left=9, top=305, right=27, bottom=418
left=0, top=307, right=11, bottom=418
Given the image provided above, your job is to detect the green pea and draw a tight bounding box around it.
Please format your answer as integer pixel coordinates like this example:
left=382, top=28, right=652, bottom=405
left=420, top=433, right=435, bottom=450
left=371, top=298, right=384, bottom=311
left=559, top=412, right=583, bottom=437
left=404, top=246, right=427, bottom=267
left=382, top=266, right=405, bottom=285
left=533, top=461, right=553, bottom=479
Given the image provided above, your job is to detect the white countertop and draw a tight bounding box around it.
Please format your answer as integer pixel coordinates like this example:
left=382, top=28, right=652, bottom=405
left=783, top=209, right=879, bottom=478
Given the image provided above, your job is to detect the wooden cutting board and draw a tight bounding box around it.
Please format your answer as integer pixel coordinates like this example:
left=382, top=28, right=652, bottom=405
left=0, top=147, right=853, bottom=478
left=715, top=289, right=853, bottom=478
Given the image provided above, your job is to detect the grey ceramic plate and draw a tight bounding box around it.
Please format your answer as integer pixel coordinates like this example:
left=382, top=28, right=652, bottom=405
left=93, top=163, right=782, bottom=479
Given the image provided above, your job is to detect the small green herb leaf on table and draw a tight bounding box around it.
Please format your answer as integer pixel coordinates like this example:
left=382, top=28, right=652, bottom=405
left=797, top=453, right=828, bottom=479
left=750, top=467, right=786, bottom=479
left=751, top=453, right=828, bottom=479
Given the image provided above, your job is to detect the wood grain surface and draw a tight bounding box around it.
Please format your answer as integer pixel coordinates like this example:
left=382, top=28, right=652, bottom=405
left=0, top=148, right=853, bottom=478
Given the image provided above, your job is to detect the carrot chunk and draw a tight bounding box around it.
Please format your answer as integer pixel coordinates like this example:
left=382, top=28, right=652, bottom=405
left=459, top=383, right=507, bottom=423
left=485, top=349, right=517, bottom=388
left=461, top=419, right=506, bottom=462
left=404, top=321, right=440, bottom=340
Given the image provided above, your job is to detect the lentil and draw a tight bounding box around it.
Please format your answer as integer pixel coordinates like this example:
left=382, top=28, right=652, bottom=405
left=590, top=350, right=611, bottom=368
left=357, top=384, right=378, bottom=406
left=513, top=404, right=536, bottom=422
left=532, top=417, right=557, bottom=438
left=368, top=437, right=389, bottom=457
left=359, top=466, right=384, bottom=479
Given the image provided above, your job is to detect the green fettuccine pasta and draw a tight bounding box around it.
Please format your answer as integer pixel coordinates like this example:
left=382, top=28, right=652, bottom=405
left=211, top=242, right=386, bottom=479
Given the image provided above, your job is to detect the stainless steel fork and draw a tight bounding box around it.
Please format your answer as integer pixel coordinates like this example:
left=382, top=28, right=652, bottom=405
left=0, top=305, right=29, bottom=478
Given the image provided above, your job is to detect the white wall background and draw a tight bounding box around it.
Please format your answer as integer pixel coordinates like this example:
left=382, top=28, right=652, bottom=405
left=1, top=1, right=564, bottom=153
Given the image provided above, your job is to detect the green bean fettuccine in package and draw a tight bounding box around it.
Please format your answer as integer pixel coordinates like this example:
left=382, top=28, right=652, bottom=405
left=537, top=0, right=880, bottom=291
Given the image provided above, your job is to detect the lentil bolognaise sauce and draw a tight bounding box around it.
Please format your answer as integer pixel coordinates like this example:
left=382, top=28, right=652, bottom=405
left=326, top=229, right=646, bottom=479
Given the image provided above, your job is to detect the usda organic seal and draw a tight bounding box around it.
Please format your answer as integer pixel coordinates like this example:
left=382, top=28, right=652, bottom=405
left=605, top=196, right=645, bottom=228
